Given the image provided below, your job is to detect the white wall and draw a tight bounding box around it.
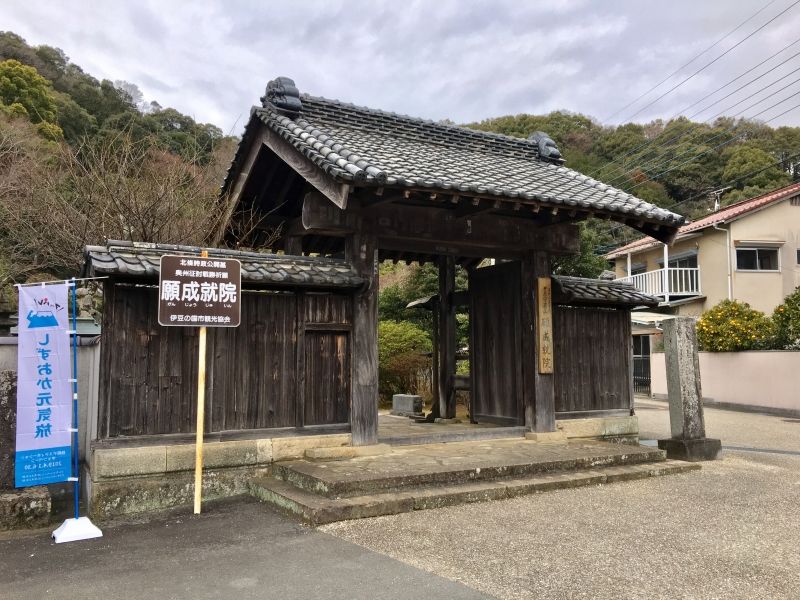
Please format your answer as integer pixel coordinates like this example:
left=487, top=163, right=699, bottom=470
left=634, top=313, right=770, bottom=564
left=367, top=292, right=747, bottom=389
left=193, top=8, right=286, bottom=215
left=651, top=351, right=800, bottom=414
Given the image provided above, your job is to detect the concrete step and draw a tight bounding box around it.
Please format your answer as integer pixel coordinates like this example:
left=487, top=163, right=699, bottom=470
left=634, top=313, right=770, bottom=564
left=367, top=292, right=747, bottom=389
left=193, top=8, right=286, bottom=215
left=273, top=445, right=667, bottom=498
left=249, top=460, right=701, bottom=525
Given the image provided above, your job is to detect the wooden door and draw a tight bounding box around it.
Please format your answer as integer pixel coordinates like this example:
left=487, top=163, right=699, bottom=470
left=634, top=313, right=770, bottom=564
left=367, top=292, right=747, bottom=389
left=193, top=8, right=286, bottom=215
left=469, top=262, right=524, bottom=425
left=302, top=330, right=350, bottom=426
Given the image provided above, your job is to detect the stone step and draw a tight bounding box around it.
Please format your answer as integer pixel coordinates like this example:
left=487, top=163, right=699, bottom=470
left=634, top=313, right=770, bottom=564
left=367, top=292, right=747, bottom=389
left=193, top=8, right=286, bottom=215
left=249, top=460, right=700, bottom=525
left=380, top=426, right=527, bottom=446
left=273, top=444, right=667, bottom=498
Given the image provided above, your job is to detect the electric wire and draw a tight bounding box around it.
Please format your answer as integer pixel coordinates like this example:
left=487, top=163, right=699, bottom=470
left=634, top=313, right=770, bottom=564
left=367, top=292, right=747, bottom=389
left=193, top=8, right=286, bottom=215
left=617, top=0, right=800, bottom=124
left=603, top=0, right=782, bottom=122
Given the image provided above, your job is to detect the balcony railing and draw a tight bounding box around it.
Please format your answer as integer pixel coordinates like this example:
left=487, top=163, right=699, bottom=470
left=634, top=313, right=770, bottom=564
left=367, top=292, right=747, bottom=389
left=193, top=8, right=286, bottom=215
left=618, top=267, right=701, bottom=300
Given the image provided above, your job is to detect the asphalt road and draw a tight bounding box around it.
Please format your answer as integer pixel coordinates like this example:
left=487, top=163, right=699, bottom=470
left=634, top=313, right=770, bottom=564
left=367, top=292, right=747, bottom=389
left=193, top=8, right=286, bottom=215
left=0, top=498, right=488, bottom=600
left=322, top=401, right=800, bottom=600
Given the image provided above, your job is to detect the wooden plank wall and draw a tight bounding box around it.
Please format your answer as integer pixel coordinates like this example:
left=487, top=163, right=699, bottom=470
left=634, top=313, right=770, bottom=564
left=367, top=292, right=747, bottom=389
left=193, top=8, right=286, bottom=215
left=99, top=283, right=352, bottom=438
left=553, top=305, right=632, bottom=414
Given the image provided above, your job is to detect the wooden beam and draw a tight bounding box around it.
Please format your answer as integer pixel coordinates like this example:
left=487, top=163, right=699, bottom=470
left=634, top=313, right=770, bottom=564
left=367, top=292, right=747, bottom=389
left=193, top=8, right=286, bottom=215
left=438, top=255, right=456, bottom=420
left=263, top=127, right=351, bottom=209
left=347, top=232, right=379, bottom=445
left=284, top=236, right=303, bottom=255
left=212, top=129, right=269, bottom=245
left=301, top=193, right=580, bottom=255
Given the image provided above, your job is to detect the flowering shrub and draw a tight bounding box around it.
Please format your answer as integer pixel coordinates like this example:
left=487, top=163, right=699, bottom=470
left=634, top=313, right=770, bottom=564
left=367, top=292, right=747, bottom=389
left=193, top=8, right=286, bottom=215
left=696, top=299, right=776, bottom=352
left=773, top=287, right=800, bottom=350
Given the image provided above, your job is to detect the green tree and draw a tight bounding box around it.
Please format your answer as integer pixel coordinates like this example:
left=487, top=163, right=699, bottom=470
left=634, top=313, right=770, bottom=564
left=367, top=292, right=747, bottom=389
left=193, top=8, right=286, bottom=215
left=0, top=59, right=57, bottom=124
left=551, top=222, right=610, bottom=278
left=721, top=144, right=789, bottom=194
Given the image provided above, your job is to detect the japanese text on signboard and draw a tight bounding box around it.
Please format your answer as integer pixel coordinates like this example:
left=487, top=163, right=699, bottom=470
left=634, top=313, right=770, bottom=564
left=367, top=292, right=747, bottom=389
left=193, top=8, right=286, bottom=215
left=537, top=277, right=554, bottom=374
left=158, top=255, right=242, bottom=327
left=15, top=283, right=72, bottom=487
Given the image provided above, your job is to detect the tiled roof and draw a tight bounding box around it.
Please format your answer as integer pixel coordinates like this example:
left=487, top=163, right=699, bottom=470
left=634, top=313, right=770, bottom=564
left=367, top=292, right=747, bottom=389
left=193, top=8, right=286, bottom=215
left=83, top=241, right=364, bottom=290
left=605, top=182, right=800, bottom=259
left=552, top=276, right=660, bottom=307
left=222, top=79, right=685, bottom=241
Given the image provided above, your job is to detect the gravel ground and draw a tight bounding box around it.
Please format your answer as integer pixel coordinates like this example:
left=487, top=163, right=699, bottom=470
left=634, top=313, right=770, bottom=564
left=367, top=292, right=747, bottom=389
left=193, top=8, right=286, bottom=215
left=321, top=404, right=800, bottom=600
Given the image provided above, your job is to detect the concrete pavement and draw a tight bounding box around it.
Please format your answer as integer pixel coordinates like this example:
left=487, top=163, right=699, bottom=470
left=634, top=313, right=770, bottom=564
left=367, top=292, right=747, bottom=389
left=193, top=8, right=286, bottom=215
left=322, top=402, right=800, bottom=600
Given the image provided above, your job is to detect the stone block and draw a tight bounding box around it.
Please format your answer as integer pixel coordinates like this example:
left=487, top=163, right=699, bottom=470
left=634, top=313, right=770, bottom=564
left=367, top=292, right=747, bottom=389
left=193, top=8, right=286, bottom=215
left=92, top=446, right=167, bottom=479
left=305, top=444, right=391, bottom=461
left=658, top=438, right=722, bottom=462
left=391, top=394, right=423, bottom=416
left=525, top=431, right=567, bottom=444
left=165, top=440, right=259, bottom=472
left=556, top=416, right=638, bottom=440
left=272, top=434, right=351, bottom=462
left=257, top=439, right=273, bottom=464
left=0, top=486, right=51, bottom=531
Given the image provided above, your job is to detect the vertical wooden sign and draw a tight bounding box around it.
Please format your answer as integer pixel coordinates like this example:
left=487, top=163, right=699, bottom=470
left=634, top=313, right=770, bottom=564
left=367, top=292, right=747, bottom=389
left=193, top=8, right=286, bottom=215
left=537, top=277, right=554, bottom=374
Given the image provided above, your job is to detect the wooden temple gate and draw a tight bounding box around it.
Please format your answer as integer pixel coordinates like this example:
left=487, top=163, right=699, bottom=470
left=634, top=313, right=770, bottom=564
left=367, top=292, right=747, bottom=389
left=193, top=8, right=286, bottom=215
left=84, top=76, right=682, bottom=449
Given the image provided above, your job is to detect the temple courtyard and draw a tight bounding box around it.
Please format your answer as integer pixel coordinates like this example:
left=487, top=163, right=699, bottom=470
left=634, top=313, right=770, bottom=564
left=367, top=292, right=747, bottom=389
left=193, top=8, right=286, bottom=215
left=1, top=400, right=798, bottom=599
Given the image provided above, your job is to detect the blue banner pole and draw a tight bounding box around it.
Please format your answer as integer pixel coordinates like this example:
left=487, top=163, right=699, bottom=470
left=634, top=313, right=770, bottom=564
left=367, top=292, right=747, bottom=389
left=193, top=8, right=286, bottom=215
left=70, top=279, right=79, bottom=520
left=51, top=279, right=102, bottom=543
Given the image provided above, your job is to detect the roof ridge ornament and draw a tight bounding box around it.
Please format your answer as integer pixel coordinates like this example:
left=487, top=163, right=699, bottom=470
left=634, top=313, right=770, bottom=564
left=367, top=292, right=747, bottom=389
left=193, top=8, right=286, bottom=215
left=261, top=76, right=303, bottom=116
left=528, top=131, right=564, bottom=164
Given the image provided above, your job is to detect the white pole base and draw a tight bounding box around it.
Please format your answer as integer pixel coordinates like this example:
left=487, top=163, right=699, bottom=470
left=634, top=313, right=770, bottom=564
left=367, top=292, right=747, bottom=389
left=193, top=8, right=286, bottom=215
left=52, top=517, right=103, bottom=544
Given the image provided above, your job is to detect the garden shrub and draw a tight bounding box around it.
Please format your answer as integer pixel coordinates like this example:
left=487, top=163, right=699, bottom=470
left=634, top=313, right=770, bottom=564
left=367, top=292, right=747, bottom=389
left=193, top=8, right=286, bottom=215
left=378, top=320, right=432, bottom=402
left=773, top=287, right=800, bottom=349
left=696, top=299, right=776, bottom=352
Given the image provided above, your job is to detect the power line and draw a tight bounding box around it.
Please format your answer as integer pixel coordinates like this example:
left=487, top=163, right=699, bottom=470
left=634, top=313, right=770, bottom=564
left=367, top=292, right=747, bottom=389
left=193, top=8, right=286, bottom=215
left=685, top=46, right=800, bottom=119
left=603, top=81, right=800, bottom=188
left=599, top=149, right=800, bottom=249
left=589, top=37, right=800, bottom=181
left=603, top=0, right=782, bottom=122
left=616, top=0, right=800, bottom=124
left=621, top=95, right=800, bottom=194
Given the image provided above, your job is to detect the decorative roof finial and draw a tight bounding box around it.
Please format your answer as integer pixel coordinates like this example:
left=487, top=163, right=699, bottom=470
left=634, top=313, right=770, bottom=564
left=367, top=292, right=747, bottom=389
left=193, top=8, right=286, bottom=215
left=528, top=131, right=563, bottom=164
left=261, top=76, right=303, bottom=116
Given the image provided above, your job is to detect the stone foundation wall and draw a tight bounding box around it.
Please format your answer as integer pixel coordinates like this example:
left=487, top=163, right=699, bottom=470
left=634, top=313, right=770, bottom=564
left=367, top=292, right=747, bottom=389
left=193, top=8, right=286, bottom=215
left=87, top=433, right=351, bottom=519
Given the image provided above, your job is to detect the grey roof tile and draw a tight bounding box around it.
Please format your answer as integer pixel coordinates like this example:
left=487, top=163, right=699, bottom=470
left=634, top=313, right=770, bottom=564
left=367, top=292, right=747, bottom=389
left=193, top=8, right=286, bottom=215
left=552, top=276, right=659, bottom=308
left=83, top=240, right=364, bottom=290
left=220, top=84, right=685, bottom=241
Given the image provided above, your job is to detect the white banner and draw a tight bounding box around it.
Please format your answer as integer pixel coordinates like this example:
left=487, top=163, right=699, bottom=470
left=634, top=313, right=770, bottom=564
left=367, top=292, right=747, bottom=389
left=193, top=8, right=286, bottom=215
left=15, top=283, right=72, bottom=487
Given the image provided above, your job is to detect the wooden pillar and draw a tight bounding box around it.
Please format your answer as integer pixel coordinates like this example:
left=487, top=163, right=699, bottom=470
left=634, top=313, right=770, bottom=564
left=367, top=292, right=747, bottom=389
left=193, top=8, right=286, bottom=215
left=521, top=251, right=556, bottom=432
left=284, top=236, right=303, bottom=256
left=437, top=256, right=456, bottom=420
left=430, top=298, right=440, bottom=416
left=346, top=232, right=379, bottom=445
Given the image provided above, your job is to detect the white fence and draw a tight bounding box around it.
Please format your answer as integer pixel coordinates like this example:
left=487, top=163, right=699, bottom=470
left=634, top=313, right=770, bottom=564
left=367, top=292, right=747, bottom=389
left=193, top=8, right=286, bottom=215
left=650, top=351, right=800, bottom=415
left=618, top=267, right=701, bottom=299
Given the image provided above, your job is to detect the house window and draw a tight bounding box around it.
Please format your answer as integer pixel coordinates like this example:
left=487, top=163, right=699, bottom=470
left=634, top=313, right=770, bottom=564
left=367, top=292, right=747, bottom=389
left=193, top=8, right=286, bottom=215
left=736, top=248, right=779, bottom=271
left=668, top=255, right=698, bottom=269
left=797, top=248, right=800, bottom=265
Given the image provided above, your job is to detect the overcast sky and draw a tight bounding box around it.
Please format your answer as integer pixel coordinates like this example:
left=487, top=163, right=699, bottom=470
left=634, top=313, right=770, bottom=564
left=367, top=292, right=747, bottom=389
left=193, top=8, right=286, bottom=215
left=5, top=1, right=800, bottom=134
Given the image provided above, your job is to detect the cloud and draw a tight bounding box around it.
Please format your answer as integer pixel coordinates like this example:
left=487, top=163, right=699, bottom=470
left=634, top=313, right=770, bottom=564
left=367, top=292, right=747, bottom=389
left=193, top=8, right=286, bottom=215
left=4, top=0, right=800, bottom=134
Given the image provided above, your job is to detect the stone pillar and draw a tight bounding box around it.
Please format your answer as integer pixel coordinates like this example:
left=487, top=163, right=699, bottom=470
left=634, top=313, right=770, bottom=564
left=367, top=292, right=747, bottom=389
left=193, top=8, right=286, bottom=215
left=0, top=371, right=16, bottom=490
left=657, top=317, right=721, bottom=461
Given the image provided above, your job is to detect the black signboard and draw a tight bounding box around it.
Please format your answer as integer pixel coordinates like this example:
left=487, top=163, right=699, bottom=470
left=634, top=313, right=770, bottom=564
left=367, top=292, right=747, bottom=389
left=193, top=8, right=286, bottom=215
left=158, top=255, right=241, bottom=327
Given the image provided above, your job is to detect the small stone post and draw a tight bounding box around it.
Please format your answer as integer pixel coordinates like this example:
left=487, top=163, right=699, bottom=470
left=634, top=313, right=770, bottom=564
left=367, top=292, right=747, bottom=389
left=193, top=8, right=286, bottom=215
left=657, top=317, right=721, bottom=461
